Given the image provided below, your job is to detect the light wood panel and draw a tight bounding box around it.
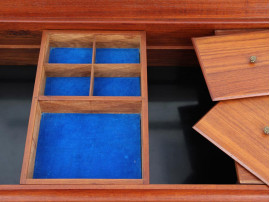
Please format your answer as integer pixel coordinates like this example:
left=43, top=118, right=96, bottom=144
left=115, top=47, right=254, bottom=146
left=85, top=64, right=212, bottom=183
left=193, top=96, right=269, bottom=185
left=235, top=163, right=263, bottom=184
left=192, top=30, right=269, bottom=101
left=215, top=29, right=267, bottom=184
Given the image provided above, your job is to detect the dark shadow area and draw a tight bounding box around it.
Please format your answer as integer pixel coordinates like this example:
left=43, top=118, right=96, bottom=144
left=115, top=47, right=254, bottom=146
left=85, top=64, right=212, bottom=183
left=148, top=66, right=237, bottom=184
left=0, top=66, right=36, bottom=184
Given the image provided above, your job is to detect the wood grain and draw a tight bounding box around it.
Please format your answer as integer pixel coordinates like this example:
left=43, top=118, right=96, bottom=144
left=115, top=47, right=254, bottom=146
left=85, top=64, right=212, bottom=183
left=0, top=184, right=268, bottom=202
left=89, top=38, right=96, bottom=96
left=235, top=163, right=263, bottom=184
left=44, top=64, right=92, bottom=77
left=94, top=64, right=141, bottom=77
left=193, top=96, right=269, bottom=185
left=215, top=29, right=265, bottom=186
left=0, top=0, right=268, bottom=19
left=139, top=32, right=149, bottom=184
left=39, top=98, right=142, bottom=114
left=192, top=30, right=269, bottom=101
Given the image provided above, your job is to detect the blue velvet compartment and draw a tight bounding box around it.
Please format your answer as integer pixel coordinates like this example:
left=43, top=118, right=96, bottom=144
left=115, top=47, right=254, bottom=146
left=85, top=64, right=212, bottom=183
left=49, top=48, right=93, bottom=64
left=95, top=48, right=140, bottom=63
left=33, top=113, right=142, bottom=179
left=44, top=77, right=90, bottom=96
left=94, top=77, right=141, bottom=96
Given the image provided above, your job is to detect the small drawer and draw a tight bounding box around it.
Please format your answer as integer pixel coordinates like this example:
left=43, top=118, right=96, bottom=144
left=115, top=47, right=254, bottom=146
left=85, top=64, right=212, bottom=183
left=21, top=30, right=148, bottom=184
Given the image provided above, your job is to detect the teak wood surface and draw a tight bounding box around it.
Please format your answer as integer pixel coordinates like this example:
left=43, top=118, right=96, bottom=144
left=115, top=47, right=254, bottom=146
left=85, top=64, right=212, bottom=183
left=20, top=30, right=149, bottom=185
left=0, top=0, right=268, bottom=67
left=0, top=0, right=269, bottom=199
left=192, top=30, right=269, bottom=101
left=0, top=184, right=268, bottom=202
left=236, top=163, right=263, bottom=184
left=215, top=29, right=266, bottom=184
left=193, top=96, right=269, bottom=185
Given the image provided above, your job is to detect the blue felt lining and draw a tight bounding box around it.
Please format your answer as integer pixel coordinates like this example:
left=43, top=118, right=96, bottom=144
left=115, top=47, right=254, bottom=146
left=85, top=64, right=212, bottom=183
left=49, top=48, right=93, bottom=64
left=48, top=48, right=140, bottom=64
left=94, top=77, right=141, bottom=96
left=44, top=77, right=90, bottom=96
left=95, top=48, right=140, bottom=63
left=33, top=113, right=142, bottom=179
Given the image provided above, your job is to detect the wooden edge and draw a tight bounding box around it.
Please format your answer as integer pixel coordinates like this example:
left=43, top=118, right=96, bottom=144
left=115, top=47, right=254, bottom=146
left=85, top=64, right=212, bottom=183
left=89, top=37, right=96, bottom=96
left=94, top=64, right=141, bottom=77
left=191, top=37, right=215, bottom=101
left=38, top=96, right=143, bottom=101
left=0, top=185, right=268, bottom=202
left=25, top=179, right=143, bottom=185
left=0, top=184, right=268, bottom=190
left=215, top=29, right=267, bottom=36
left=21, top=31, right=49, bottom=184
left=44, top=63, right=92, bottom=77
left=193, top=29, right=268, bottom=41
left=140, top=31, right=149, bottom=184
left=212, top=92, right=270, bottom=102
left=20, top=99, right=39, bottom=184
left=235, top=162, right=264, bottom=184
left=33, top=31, right=49, bottom=98
left=43, top=30, right=146, bottom=36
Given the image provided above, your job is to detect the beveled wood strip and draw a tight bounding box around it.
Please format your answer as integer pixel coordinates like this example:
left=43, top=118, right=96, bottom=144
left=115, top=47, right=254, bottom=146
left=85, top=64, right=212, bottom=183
left=94, top=64, right=141, bottom=77
left=89, top=38, right=96, bottom=96
left=39, top=99, right=142, bottom=114
left=27, top=102, right=41, bottom=179
left=215, top=29, right=266, bottom=36
left=192, top=30, right=269, bottom=101
left=193, top=96, right=269, bottom=185
left=140, top=32, right=149, bottom=184
left=0, top=44, right=40, bottom=49
left=25, top=179, right=143, bottom=185
left=44, top=64, right=92, bottom=77
left=235, top=162, right=264, bottom=184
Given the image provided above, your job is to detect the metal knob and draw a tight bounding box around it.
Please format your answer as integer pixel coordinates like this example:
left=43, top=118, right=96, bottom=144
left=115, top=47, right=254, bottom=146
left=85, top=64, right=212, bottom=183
left=250, top=56, right=257, bottom=63
left=263, top=126, right=269, bottom=135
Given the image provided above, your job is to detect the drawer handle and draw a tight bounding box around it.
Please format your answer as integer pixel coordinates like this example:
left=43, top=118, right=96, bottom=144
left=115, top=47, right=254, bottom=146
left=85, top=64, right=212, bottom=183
left=263, top=126, right=269, bottom=135
left=250, top=56, right=257, bottom=63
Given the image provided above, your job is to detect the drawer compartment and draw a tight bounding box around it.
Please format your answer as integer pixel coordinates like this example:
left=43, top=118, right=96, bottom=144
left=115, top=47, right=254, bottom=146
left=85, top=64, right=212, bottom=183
left=40, top=32, right=143, bottom=97
left=22, top=99, right=146, bottom=184
left=34, top=113, right=141, bottom=179
left=21, top=30, right=148, bottom=184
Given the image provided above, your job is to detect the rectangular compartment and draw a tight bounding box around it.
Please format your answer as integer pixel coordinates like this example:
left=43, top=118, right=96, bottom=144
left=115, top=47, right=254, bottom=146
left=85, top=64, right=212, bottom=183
left=21, top=98, right=148, bottom=184
left=37, top=31, right=144, bottom=97
left=47, top=33, right=94, bottom=64
left=93, top=64, right=141, bottom=96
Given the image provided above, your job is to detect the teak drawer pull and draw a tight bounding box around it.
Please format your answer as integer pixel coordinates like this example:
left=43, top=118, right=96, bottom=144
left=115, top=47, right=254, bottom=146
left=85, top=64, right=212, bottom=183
left=263, top=126, right=269, bottom=135
left=250, top=56, right=257, bottom=63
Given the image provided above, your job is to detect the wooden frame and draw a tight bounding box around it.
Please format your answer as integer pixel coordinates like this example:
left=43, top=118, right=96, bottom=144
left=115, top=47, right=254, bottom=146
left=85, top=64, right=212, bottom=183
left=20, top=30, right=149, bottom=184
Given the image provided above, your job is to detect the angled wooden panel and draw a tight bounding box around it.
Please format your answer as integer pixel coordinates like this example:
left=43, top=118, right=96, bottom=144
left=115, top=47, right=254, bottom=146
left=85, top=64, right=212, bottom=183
left=235, top=163, right=263, bottom=184
left=193, top=96, right=269, bottom=184
left=192, top=30, right=269, bottom=101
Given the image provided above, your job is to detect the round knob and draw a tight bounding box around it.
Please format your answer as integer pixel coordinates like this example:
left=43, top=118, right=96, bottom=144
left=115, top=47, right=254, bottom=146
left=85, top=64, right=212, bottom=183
left=263, top=126, right=269, bottom=135
left=250, top=56, right=257, bottom=63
